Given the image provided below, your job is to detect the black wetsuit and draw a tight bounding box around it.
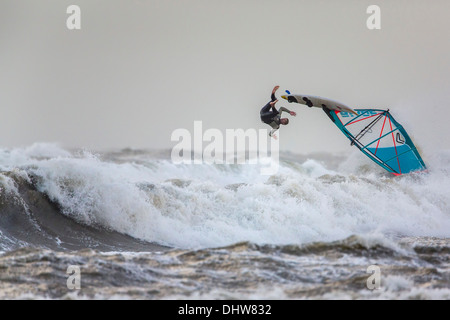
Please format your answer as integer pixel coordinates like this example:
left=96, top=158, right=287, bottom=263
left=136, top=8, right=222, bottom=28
left=260, top=92, right=293, bottom=137
left=260, top=92, right=279, bottom=125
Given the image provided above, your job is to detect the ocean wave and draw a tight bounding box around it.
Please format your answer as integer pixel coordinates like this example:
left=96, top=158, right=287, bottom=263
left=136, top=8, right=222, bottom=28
left=1, top=143, right=449, bottom=250
left=1, top=234, right=447, bottom=300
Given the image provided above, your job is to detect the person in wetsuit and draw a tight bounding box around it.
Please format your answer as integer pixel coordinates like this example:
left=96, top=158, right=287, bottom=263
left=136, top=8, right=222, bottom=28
left=260, top=86, right=296, bottom=138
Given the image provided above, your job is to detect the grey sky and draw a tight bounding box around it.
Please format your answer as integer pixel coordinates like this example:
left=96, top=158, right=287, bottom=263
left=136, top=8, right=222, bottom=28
left=1, top=0, right=449, bottom=156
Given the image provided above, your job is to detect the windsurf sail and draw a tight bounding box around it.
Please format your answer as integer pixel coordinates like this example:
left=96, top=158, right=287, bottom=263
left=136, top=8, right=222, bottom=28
left=322, top=107, right=427, bottom=175
left=280, top=93, right=426, bottom=175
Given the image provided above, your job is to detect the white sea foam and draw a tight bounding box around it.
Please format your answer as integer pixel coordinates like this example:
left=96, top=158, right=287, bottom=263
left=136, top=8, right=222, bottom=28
left=0, top=143, right=449, bottom=249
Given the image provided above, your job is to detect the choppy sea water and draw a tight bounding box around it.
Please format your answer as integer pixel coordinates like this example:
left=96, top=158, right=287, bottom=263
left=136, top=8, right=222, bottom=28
left=0, top=144, right=449, bottom=299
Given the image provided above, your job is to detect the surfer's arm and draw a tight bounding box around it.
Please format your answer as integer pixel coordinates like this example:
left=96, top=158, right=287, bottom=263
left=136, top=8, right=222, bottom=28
left=269, top=128, right=278, bottom=138
left=268, top=121, right=279, bottom=138
left=279, top=107, right=296, bottom=116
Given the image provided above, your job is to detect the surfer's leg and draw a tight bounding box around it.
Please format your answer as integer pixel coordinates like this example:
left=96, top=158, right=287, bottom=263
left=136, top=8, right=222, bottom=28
left=271, top=86, right=279, bottom=101
left=260, top=102, right=272, bottom=115
left=261, top=110, right=277, bottom=124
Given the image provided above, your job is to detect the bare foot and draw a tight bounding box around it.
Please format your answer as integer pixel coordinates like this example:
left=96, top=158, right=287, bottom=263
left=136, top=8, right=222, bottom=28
left=272, top=86, right=280, bottom=94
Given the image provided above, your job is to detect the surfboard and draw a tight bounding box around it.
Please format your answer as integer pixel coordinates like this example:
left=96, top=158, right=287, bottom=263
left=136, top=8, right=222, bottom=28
left=281, top=93, right=358, bottom=115
left=281, top=91, right=426, bottom=175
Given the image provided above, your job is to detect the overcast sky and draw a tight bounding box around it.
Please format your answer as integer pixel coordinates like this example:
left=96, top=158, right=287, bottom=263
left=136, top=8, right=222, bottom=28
left=1, top=0, right=449, bottom=156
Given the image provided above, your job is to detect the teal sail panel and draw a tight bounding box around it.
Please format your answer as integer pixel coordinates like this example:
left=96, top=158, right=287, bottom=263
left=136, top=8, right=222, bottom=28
left=322, top=108, right=426, bottom=175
